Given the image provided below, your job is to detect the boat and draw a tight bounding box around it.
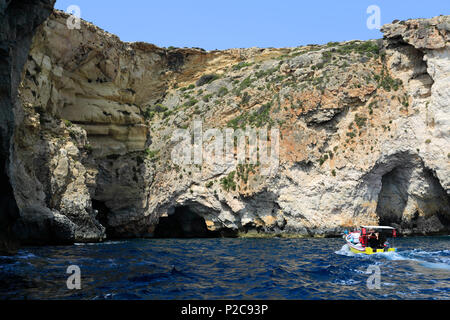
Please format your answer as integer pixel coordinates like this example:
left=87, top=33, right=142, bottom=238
left=344, top=226, right=397, bottom=255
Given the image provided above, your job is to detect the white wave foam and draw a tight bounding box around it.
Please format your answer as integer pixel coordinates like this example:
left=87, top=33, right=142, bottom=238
left=378, top=251, right=413, bottom=261
left=16, top=251, right=37, bottom=259
left=74, top=241, right=124, bottom=246
left=377, top=250, right=450, bottom=271
left=334, top=279, right=362, bottom=285
left=335, top=245, right=450, bottom=271
left=418, top=261, right=450, bottom=270
left=335, top=244, right=358, bottom=257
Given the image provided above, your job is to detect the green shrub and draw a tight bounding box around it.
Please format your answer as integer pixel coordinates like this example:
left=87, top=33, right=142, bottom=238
left=255, top=67, right=278, bottom=79
left=184, top=98, right=198, bottom=107
left=401, top=95, right=409, bottom=107
left=217, top=86, right=229, bottom=97
left=241, top=92, right=251, bottom=105
left=318, top=154, right=329, bottom=166
left=85, top=144, right=93, bottom=154
left=236, top=164, right=255, bottom=184
left=163, top=110, right=173, bottom=119
left=145, top=148, right=159, bottom=159
left=335, top=40, right=380, bottom=55
left=202, top=94, right=213, bottom=103
left=237, top=76, right=253, bottom=93
left=326, top=41, right=340, bottom=47
left=375, top=69, right=402, bottom=91
left=346, top=131, right=356, bottom=139
left=144, top=104, right=169, bottom=121
left=354, top=114, right=367, bottom=128
left=227, top=102, right=274, bottom=129
left=368, top=101, right=376, bottom=115
left=232, top=62, right=253, bottom=70
left=220, top=171, right=236, bottom=191
left=196, top=74, right=219, bottom=86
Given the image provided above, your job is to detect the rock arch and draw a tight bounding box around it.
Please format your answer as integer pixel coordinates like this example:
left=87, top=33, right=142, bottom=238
left=154, top=205, right=219, bottom=238
left=373, top=154, right=450, bottom=234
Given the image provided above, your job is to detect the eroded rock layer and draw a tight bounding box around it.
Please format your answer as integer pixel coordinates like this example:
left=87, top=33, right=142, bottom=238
left=9, top=11, right=450, bottom=243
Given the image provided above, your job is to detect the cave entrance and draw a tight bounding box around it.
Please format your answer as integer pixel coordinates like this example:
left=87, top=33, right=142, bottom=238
left=375, top=167, right=409, bottom=226
left=91, top=199, right=111, bottom=237
left=154, top=206, right=221, bottom=238
left=0, top=152, right=20, bottom=253
left=375, top=164, right=450, bottom=230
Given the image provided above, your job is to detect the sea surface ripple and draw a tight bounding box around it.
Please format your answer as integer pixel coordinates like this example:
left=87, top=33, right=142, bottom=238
left=1, top=236, right=449, bottom=299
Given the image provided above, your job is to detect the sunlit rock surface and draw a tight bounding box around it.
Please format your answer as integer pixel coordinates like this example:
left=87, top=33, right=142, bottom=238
left=7, top=12, right=450, bottom=242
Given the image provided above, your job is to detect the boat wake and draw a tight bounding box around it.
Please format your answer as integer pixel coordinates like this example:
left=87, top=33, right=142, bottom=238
left=74, top=240, right=125, bottom=246
left=335, top=244, right=358, bottom=257
left=335, top=245, right=450, bottom=271
left=385, top=249, right=450, bottom=271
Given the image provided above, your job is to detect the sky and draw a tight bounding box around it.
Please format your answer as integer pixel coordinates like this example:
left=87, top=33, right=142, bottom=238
left=54, top=0, right=449, bottom=50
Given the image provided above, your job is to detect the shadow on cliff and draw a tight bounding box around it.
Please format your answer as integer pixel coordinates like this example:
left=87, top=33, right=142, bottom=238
left=373, top=152, right=450, bottom=234
left=0, top=0, right=56, bottom=254
left=376, top=165, right=411, bottom=225
left=153, top=206, right=221, bottom=238
left=0, top=153, right=20, bottom=254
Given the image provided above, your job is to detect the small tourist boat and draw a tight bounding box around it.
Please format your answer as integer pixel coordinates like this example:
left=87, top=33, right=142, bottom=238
left=344, top=226, right=397, bottom=254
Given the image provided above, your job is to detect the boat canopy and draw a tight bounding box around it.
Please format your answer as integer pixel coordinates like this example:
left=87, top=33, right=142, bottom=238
left=361, top=226, right=395, bottom=230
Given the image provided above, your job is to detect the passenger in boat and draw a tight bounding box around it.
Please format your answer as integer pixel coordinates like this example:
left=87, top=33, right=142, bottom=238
left=378, top=233, right=387, bottom=249
left=350, top=232, right=360, bottom=244
left=367, top=229, right=379, bottom=249
left=374, top=232, right=383, bottom=248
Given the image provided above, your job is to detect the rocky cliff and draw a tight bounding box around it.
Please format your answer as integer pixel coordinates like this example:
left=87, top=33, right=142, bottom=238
left=0, top=0, right=55, bottom=253
left=5, top=10, right=450, bottom=245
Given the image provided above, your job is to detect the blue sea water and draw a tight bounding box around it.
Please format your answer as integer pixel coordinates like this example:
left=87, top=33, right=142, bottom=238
left=0, top=236, right=449, bottom=300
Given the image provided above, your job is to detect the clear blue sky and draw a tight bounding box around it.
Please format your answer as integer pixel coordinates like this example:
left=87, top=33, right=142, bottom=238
left=55, top=0, right=448, bottom=50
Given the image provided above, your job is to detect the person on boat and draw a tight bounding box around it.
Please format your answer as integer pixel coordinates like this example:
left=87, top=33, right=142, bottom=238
left=367, top=229, right=379, bottom=249
left=377, top=232, right=387, bottom=249
left=350, top=232, right=360, bottom=244
left=375, top=232, right=384, bottom=248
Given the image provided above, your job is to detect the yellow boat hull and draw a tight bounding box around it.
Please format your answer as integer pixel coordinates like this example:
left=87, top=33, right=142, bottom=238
left=349, top=246, right=396, bottom=255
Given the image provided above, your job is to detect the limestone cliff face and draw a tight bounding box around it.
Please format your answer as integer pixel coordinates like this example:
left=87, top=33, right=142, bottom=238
left=10, top=11, right=450, bottom=243
left=0, top=0, right=55, bottom=253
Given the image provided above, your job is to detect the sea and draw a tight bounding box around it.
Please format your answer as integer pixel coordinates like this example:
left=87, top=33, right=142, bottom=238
left=0, top=236, right=449, bottom=299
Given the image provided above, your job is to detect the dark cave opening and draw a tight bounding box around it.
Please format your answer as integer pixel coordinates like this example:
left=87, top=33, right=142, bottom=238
left=91, top=199, right=111, bottom=236
left=376, top=164, right=450, bottom=231
left=423, top=168, right=450, bottom=228
left=154, top=206, right=222, bottom=238
left=375, top=167, right=409, bottom=226
left=0, top=153, right=20, bottom=252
